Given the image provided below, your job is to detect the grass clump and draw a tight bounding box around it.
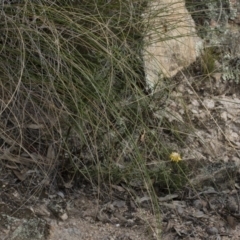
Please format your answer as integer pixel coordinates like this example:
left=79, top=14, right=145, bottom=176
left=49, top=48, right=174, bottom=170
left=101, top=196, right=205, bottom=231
left=1, top=1, right=220, bottom=239
left=200, top=47, right=217, bottom=75
left=0, top=5, right=196, bottom=237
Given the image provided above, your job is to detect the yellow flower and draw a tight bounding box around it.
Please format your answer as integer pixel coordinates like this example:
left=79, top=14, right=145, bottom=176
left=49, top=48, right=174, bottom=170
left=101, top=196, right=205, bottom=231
left=169, top=152, right=182, bottom=162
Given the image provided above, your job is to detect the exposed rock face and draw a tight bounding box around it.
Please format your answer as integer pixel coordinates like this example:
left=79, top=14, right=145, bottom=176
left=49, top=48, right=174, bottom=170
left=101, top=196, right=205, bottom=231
left=143, top=0, right=202, bottom=90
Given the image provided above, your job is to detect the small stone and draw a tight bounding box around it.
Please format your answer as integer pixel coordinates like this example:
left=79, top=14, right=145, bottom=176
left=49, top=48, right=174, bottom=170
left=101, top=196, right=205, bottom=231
left=191, top=109, right=198, bottom=114
left=59, top=212, right=68, bottom=221
left=193, top=200, right=203, bottom=210
left=192, top=99, right=200, bottom=107
left=177, top=206, right=184, bottom=215
left=203, top=99, right=215, bottom=109
left=206, top=227, right=218, bottom=235
left=220, top=112, right=228, bottom=121
left=227, top=196, right=238, bottom=212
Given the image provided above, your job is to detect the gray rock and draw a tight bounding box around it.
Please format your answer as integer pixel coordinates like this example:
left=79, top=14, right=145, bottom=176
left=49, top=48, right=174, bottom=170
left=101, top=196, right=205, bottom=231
left=206, top=227, right=218, bottom=235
